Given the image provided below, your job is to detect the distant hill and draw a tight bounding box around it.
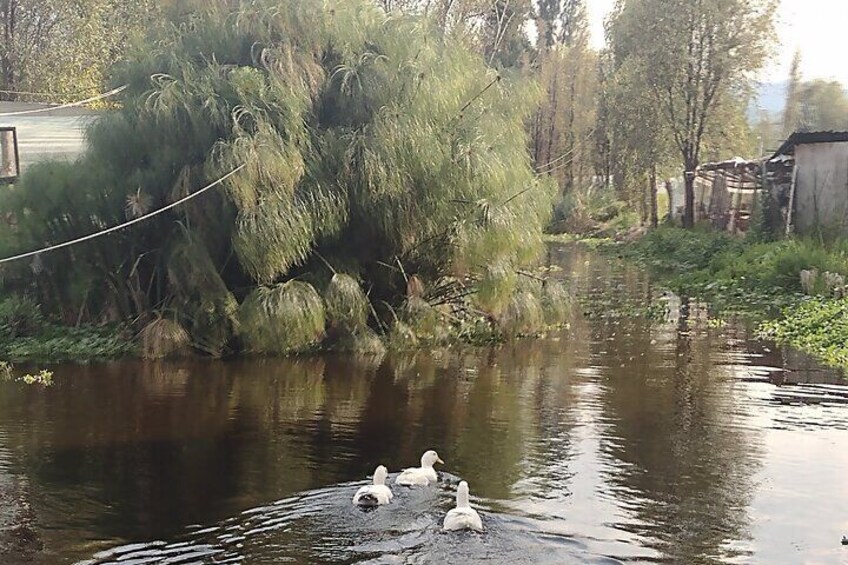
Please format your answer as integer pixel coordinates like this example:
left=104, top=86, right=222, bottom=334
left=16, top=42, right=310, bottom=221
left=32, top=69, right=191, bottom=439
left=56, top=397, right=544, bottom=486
left=754, top=81, right=787, bottom=115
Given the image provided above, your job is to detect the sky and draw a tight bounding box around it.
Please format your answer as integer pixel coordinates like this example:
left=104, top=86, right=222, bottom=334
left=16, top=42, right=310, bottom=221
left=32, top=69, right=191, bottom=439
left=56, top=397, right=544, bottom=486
left=586, top=0, right=848, bottom=86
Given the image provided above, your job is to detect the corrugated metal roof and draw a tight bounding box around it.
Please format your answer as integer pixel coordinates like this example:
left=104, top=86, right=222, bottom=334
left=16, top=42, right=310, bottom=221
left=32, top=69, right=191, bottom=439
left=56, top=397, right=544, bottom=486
left=771, top=131, right=848, bottom=159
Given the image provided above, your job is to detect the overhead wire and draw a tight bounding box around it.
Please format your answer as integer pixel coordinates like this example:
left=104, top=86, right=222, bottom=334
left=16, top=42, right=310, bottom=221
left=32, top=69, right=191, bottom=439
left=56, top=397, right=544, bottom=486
left=0, top=74, right=595, bottom=268
left=0, top=165, right=246, bottom=266
left=0, top=85, right=127, bottom=117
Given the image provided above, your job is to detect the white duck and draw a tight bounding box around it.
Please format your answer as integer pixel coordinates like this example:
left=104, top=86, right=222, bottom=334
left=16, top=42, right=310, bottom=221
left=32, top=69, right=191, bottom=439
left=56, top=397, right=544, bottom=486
left=352, top=465, right=393, bottom=507
left=394, top=450, right=444, bottom=486
left=443, top=481, right=483, bottom=532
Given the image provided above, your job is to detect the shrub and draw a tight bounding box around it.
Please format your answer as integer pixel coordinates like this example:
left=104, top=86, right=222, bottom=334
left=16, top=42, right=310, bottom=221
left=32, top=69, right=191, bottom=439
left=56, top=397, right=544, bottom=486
left=324, top=274, right=369, bottom=334
left=138, top=317, right=191, bottom=359
left=0, top=296, right=45, bottom=339
left=239, top=281, right=326, bottom=354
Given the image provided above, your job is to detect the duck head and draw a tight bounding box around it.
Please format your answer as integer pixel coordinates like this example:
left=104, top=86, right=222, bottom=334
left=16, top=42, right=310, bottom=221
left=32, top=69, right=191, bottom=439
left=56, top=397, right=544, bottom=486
left=421, top=450, right=444, bottom=468
left=373, top=465, right=389, bottom=486
left=456, top=480, right=471, bottom=508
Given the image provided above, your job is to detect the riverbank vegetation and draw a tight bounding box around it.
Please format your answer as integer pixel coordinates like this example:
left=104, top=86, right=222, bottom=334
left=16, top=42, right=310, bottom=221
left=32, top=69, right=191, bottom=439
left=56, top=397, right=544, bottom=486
left=0, top=0, right=793, bottom=364
left=1, top=0, right=573, bottom=361
left=600, top=227, right=848, bottom=372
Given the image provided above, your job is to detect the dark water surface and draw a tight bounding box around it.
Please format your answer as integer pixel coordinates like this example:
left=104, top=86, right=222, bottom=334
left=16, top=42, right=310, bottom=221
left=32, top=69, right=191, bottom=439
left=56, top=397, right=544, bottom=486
left=1, top=244, right=847, bottom=564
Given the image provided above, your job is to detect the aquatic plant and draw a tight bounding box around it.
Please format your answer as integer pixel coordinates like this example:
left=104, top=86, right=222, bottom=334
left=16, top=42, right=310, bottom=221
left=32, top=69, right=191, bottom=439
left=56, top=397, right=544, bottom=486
left=334, top=328, right=387, bottom=364
left=324, top=274, right=369, bottom=334
left=0, top=296, right=45, bottom=339
left=0, top=362, right=53, bottom=387
left=499, top=285, right=544, bottom=336
left=0, top=324, right=136, bottom=362
left=138, top=317, right=191, bottom=359
left=238, top=281, right=326, bottom=354
left=400, top=296, right=451, bottom=344
left=0, top=0, right=552, bottom=354
left=387, top=320, right=419, bottom=351
left=540, top=281, right=570, bottom=327
left=760, top=298, right=848, bottom=371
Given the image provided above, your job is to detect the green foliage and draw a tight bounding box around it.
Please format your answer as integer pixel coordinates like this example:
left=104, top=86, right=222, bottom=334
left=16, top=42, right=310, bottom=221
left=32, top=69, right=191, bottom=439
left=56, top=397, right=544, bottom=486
left=334, top=328, right=387, bottom=359
left=540, top=281, right=571, bottom=327
left=387, top=320, right=419, bottom=351
left=549, top=184, right=638, bottom=236
left=324, top=274, right=369, bottom=334
left=626, top=227, right=741, bottom=274
left=793, top=79, right=848, bottom=132
left=238, top=281, right=326, bottom=355
left=0, top=0, right=159, bottom=102
left=19, top=370, right=54, bottom=387
left=166, top=230, right=239, bottom=357
left=138, top=317, right=190, bottom=359
left=606, top=0, right=775, bottom=226
left=611, top=226, right=848, bottom=370
left=400, top=297, right=451, bottom=344
left=745, top=191, right=783, bottom=244
left=760, top=298, right=848, bottom=370
left=0, top=296, right=45, bottom=339
left=0, top=324, right=135, bottom=362
left=580, top=291, right=669, bottom=322
left=622, top=228, right=848, bottom=314
left=1, top=0, right=552, bottom=357
left=0, top=362, right=54, bottom=387
left=499, top=285, right=544, bottom=336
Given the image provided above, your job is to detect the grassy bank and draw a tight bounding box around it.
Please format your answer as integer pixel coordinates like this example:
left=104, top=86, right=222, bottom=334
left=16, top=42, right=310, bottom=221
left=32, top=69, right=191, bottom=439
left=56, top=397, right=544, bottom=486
left=598, top=227, right=848, bottom=373
left=0, top=296, right=137, bottom=363
left=0, top=273, right=570, bottom=364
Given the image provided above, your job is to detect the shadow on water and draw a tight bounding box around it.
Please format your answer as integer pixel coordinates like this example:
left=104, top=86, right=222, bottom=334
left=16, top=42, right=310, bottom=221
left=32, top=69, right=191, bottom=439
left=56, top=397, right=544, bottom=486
left=1, top=242, right=847, bottom=564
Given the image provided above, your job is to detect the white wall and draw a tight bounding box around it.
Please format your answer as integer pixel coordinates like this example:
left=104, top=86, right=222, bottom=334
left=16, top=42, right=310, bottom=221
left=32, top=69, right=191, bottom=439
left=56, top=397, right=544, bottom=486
left=0, top=104, right=97, bottom=175
left=3, top=116, right=94, bottom=173
left=794, top=142, right=848, bottom=234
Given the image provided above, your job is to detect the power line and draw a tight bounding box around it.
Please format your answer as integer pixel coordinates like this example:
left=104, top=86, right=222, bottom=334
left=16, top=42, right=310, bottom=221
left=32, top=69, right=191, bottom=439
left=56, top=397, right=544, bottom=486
left=0, top=88, right=94, bottom=98
left=0, top=85, right=127, bottom=117
left=0, top=165, right=245, bottom=266
left=534, top=127, right=596, bottom=175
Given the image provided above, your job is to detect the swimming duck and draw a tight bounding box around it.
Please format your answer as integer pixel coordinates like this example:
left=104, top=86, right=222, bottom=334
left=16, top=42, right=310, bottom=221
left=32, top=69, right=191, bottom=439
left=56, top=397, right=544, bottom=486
left=352, top=465, right=393, bottom=507
left=395, top=450, right=444, bottom=486
left=443, top=481, right=483, bottom=532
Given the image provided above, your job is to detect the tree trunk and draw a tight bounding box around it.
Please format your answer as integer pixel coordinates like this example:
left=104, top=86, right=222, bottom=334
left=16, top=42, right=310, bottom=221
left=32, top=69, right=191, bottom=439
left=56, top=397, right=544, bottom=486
left=665, top=179, right=673, bottom=221
left=683, top=168, right=696, bottom=228
left=0, top=129, right=16, bottom=178
left=649, top=163, right=658, bottom=228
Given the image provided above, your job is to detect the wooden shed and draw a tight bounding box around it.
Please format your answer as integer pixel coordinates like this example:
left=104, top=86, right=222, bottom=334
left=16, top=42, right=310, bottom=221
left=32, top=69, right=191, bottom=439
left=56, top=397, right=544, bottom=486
left=770, top=131, right=848, bottom=235
left=694, top=157, right=763, bottom=233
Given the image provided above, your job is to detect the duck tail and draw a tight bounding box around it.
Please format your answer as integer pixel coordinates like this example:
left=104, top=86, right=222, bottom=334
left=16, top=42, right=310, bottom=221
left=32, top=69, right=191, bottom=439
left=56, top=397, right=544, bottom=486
left=355, top=493, right=379, bottom=507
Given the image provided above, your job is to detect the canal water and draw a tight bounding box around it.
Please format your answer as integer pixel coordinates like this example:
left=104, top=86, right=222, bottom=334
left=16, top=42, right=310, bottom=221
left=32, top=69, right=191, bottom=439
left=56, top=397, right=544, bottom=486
left=1, top=244, right=846, bottom=564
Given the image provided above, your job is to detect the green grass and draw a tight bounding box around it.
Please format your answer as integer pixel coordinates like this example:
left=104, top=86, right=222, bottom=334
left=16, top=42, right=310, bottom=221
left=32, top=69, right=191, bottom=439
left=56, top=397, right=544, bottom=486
left=0, top=324, right=137, bottom=363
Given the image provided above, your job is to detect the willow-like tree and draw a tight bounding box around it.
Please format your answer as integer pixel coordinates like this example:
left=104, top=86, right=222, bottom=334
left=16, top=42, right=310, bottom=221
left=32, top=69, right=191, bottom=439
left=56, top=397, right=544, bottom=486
left=0, top=0, right=555, bottom=355
left=607, top=0, right=775, bottom=228
left=0, top=0, right=157, bottom=102
left=531, top=0, right=597, bottom=197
